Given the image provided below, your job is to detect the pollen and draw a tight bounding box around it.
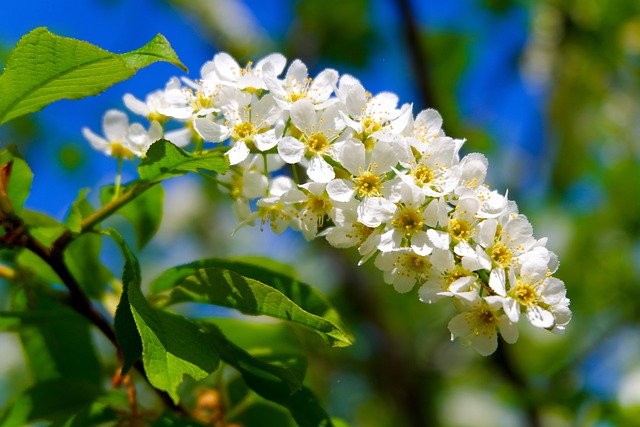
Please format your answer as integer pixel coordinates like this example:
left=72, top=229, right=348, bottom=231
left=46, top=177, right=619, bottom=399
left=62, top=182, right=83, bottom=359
left=354, top=171, right=382, bottom=198
left=513, top=282, right=538, bottom=306
left=392, top=207, right=425, bottom=237
left=490, top=242, right=512, bottom=267
left=449, top=218, right=471, bottom=240
left=306, top=132, right=329, bottom=155
left=412, top=163, right=435, bottom=187
left=233, top=122, right=255, bottom=141
left=110, top=142, right=134, bottom=159
left=401, top=253, right=431, bottom=275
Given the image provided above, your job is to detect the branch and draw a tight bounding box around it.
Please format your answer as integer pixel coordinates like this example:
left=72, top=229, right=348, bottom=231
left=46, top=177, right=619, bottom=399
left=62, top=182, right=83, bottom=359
left=1, top=209, right=186, bottom=415
left=53, top=180, right=154, bottom=250
left=394, top=0, right=437, bottom=110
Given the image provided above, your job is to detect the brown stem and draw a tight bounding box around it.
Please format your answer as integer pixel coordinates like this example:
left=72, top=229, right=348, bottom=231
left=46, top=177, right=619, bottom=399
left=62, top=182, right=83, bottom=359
left=393, top=0, right=437, bottom=110
left=53, top=181, right=154, bottom=251
left=2, top=211, right=186, bottom=415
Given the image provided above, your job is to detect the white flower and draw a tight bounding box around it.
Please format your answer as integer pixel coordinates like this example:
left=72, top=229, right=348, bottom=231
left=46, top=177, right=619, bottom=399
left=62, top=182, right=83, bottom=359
left=418, top=249, right=477, bottom=304
left=123, top=89, right=170, bottom=122
left=374, top=248, right=431, bottom=293
left=326, top=138, right=400, bottom=203
left=358, top=181, right=433, bottom=256
left=201, top=52, right=287, bottom=92
left=238, top=176, right=304, bottom=234
left=321, top=200, right=380, bottom=264
left=277, top=100, right=345, bottom=183
left=404, top=108, right=444, bottom=144
left=502, top=253, right=567, bottom=329
left=82, top=110, right=161, bottom=158
left=296, top=182, right=333, bottom=240
left=448, top=294, right=518, bottom=356
left=338, top=84, right=412, bottom=146
left=194, top=88, right=279, bottom=165
left=264, top=59, right=338, bottom=110
left=397, top=136, right=462, bottom=198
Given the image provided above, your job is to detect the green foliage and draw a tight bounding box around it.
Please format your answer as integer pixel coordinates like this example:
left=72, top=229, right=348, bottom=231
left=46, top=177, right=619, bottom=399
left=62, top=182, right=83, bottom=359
left=0, top=27, right=186, bottom=125
left=0, top=379, right=107, bottom=427
left=109, top=229, right=221, bottom=403
left=139, top=139, right=229, bottom=182
left=149, top=258, right=353, bottom=347
left=101, top=182, right=164, bottom=248
left=11, top=290, right=103, bottom=386
left=0, top=145, right=33, bottom=215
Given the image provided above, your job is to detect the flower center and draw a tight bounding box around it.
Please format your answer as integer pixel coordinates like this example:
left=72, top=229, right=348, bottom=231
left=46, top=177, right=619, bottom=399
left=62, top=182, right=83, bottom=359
left=306, top=132, right=329, bottom=155
left=513, top=282, right=537, bottom=306
left=110, top=142, right=134, bottom=159
left=401, top=253, right=431, bottom=275
left=490, top=242, right=512, bottom=267
left=412, top=164, right=434, bottom=187
left=449, top=218, right=471, bottom=240
left=353, top=171, right=382, bottom=198
left=233, top=122, right=255, bottom=141
left=193, top=90, right=213, bottom=111
left=392, top=207, right=425, bottom=237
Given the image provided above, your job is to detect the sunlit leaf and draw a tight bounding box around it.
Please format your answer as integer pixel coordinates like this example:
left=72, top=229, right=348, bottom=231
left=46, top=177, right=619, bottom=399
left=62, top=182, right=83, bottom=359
left=138, top=139, right=229, bottom=182
left=0, top=28, right=186, bottom=125
left=108, top=229, right=221, bottom=403
left=149, top=258, right=353, bottom=347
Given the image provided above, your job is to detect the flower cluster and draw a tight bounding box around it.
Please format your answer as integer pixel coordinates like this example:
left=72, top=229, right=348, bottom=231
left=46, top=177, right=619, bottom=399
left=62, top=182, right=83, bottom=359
left=83, top=52, right=571, bottom=355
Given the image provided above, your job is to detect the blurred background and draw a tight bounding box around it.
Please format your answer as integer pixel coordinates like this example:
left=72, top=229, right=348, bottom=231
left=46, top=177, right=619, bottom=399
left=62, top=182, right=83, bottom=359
left=1, top=0, right=640, bottom=426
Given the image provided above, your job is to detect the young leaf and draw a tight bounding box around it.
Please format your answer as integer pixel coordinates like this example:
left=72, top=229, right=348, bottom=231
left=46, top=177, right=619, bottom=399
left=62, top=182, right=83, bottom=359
left=100, top=182, right=164, bottom=249
left=107, top=229, right=221, bottom=402
left=0, top=28, right=186, bottom=125
left=138, top=139, right=229, bottom=182
left=149, top=259, right=353, bottom=348
left=64, top=189, right=94, bottom=234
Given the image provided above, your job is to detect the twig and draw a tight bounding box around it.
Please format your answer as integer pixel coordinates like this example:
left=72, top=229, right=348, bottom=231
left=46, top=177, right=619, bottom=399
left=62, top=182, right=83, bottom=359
left=393, top=0, right=437, bottom=110
left=1, top=209, right=186, bottom=415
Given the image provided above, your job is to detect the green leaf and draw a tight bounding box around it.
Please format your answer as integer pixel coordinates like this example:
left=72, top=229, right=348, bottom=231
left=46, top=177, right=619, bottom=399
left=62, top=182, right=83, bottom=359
left=65, top=233, right=112, bottom=299
left=107, top=229, right=221, bottom=403
left=211, top=318, right=307, bottom=384
left=0, top=145, right=33, bottom=214
left=152, top=411, right=208, bottom=427
left=138, top=139, right=229, bottom=182
left=108, top=229, right=143, bottom=375
left=11, top=290, right=103, bottom=386
left=202, top=322, right=333, bottom=427
left=149, top=258, right=353, bottom=347
left=101, top=182, right=164, bottom=249
left=64, top=189, right=94, bottom=234
left=0, top=28, right=186, bottom=125
left=131, top=308, right=221, bottom=404
left=0, top=379, right=102, bottom=427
